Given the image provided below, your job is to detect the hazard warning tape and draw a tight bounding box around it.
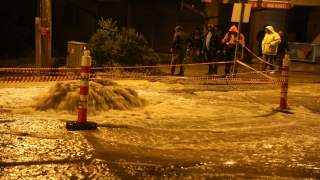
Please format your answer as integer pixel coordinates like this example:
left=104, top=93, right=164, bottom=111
left=0, top=69, right=76, bottom=76
left=239, top=41, right=281, bottom=69
left=0, top=62, right=278, bottom=78
left=0, top=64, right=306, bottom=76
left=237, top=60, right=276, bottom=79
left=0, top=43, right=291, bottom=84
left=0, top=61, right=234, bottom=72
left=94, top=74, right=286, bottom=84
left=0, top=73, right=286, bottom=84
left=0, top=67, right=80, bottom=71
left=1, top=75, right=89, bottom=83
left=89, top=61, right=235, bottom=70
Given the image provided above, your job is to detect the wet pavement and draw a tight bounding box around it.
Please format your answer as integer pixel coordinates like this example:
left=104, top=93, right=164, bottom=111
left=0, top=58, right=320, bottom=179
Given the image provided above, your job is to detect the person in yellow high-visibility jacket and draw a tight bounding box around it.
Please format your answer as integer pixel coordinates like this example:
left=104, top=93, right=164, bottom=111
left=261, top=25, right=281, bottom=73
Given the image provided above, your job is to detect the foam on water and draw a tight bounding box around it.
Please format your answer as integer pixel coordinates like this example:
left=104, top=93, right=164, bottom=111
left=34, top=79, right=148, bottom=115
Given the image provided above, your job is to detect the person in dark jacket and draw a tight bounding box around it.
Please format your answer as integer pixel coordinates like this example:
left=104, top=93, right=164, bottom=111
left=256, top=24, right=268, bottom=56
left=189, top=28, right=204, bottom=62
left=202, top=24, right=221, bottom=75
left=214, top=25, right=224, bottom=61
left=214, top=25, right=223, bottom=35
left=277, top=30, right=290, bottom=70
left=170, top=26, right=193, bottom=76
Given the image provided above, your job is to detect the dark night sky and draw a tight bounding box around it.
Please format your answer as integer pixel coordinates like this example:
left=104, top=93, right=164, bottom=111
left=0, top=0, right=38, bottom=59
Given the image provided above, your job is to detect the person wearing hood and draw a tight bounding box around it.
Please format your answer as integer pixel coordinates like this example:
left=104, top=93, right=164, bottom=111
left=170, top=26, right=194, bottom=76
left=261, top=25, right=281, bottom=73
left=221, top=25, right=245, bottom=76
left=202, top=24, right=221, bottom=75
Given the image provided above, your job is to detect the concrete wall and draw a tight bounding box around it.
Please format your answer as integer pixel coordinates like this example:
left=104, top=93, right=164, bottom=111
left=260, top=9, right=287, bottom=33
left=291, top=0, right=320, bottom=6
left=52, top=1, right=320, bottom=58
left=130, top=3, right=206, bottom=53
left=249, top=9, right=287, bottom=56
left=205, top=0, right=219, bottom=30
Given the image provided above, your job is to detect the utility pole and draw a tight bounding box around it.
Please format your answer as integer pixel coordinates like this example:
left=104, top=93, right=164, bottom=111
left=40, top=0, right=52, bottom=68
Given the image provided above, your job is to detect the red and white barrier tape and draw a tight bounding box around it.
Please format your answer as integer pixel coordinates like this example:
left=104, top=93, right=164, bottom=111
left=94, top=74, right=286, bottom=84
left=0, top=74, right=286, bottom=84
left=89, top=61, right=235, bottom=70
left=0, top=61, right=234, bottom=72
left=1, top=75, right=89, bottom=83
left=0, top=69, right=76, bottom=75
left=0, top=67, right=80, bottom=71
left=239, top=41, right=281, bottom=69
left=237, top=60, right=276, bottom=79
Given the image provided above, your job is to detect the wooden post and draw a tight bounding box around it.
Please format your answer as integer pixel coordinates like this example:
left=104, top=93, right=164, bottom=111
left=40, top=0, right=52, bottom=68
left=35, top=17, right=41, bottom=76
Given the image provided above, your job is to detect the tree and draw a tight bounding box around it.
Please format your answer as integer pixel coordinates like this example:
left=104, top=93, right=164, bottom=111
left=89, top=18, right=160, bottom=69
left=88, top=18, right=118, bottom=66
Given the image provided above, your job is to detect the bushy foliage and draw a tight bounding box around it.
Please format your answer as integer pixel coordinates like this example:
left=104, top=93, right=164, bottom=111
left=114, top=27, right=160, bottom=67
left=89, top=18, right=160, bottom=70
left=88, top=18, right=118, bottom=66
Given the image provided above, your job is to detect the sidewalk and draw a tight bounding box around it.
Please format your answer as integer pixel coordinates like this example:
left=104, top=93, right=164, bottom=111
left=158, top=52, right=320, bottom=83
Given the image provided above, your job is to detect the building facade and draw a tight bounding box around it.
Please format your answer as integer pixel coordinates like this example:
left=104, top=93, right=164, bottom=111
left=52, top=0, right=320, bottom=60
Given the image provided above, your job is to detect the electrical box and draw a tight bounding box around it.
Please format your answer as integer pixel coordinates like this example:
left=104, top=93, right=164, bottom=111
left=66, top=41, right=88, bottom=68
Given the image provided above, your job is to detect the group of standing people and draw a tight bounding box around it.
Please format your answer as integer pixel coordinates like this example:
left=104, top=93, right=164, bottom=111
left=256, top=24, right=290, bottom=73
left=170, top=24, right=244, bottom=76
left=170, top=23, right=290, bottom=77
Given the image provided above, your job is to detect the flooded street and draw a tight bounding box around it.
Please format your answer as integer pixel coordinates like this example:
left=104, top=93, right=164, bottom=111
left=1, top=61, right=320, bottom=179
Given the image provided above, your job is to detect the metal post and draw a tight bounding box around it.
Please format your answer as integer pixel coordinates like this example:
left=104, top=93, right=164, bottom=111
left=232, top=3, right=245, bottom=77
left=279, top=54, right=290, bottom=109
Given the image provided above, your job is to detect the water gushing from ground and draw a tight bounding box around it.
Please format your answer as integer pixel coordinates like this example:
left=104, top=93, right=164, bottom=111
left=34, top=79, right=148, bottom=115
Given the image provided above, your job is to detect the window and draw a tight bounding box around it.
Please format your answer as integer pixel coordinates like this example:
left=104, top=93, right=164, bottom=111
left=287, top=6, right=310, bottom=42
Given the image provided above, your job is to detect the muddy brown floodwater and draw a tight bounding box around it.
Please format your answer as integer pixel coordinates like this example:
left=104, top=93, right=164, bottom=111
left=0, top=60, right=320, bottom=179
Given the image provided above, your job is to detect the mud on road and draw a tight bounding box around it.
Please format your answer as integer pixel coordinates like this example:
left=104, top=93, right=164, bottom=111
left=0, top=75, right=320, bottom=179
left=1, top=58, right=320, bottom=179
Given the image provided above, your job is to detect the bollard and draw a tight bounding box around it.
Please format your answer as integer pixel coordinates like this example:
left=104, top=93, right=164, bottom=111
left=279, top=54, right=290, bottom=109
left=66, top=50, right=97, bottom=130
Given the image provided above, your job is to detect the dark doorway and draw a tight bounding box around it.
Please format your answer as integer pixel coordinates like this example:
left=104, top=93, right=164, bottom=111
left=287, top=6, right=310, bottom=42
